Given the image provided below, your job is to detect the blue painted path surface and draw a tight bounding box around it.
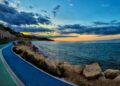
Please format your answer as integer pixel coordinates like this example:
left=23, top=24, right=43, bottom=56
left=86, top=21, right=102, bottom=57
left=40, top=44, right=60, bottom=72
left=2, top=43, right=72, bottom=86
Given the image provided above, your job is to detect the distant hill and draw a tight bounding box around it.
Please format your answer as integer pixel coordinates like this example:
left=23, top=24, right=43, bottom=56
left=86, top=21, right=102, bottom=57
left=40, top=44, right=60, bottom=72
left=0, top=24, right=53, bottom=44
left=0, top=24, right=18, bottom=44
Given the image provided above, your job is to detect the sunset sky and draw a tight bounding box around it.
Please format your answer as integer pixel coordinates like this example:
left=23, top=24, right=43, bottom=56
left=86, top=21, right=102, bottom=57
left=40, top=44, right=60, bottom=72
left=0, top=0, right=120, bottom=41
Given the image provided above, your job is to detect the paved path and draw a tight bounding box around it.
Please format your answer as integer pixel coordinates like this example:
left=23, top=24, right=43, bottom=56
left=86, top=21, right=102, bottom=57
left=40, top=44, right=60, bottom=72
left=0, top=45, right=17, bottom=86
left=2, top=43, right=73, bottom=86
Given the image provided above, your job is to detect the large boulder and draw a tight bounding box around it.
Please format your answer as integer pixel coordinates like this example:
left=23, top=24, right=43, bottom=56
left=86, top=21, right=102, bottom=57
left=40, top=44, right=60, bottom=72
left=60, top=62, right=84, bottom=76
left=83, top=63, right=102, bottom=79
left=98, top=72, right=106, bottom=80
left=104, top=69, right=120, bottom=79
left=114, top=75, right=120, bottom=81
left=45, top=59, right=61, bottom=76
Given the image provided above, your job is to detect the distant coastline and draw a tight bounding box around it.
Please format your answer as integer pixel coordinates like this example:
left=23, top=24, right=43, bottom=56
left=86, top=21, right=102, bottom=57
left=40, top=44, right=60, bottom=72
left=51, top=34, right=120, bottom=42
left=0, top=24, right=53, bottom=44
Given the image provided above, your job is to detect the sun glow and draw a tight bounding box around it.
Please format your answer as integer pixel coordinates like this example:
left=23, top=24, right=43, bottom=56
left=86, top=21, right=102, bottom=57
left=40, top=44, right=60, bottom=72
left=51, top=34, right=120, bottom=42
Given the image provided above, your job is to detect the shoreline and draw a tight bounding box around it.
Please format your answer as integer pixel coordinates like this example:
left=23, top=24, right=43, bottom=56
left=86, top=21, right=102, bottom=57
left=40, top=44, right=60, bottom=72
left=11, top=44, right=75, bottom=86
left=13, top=40, right=120, bottom=86
left=2, top=43, right=73, bottom=86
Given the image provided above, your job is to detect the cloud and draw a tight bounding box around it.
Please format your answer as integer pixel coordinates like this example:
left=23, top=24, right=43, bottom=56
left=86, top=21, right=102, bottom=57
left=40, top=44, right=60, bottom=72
left=52, top=5, right=61, bottom=17
left=10, top=23, right=58, bottom=33
left=58, top=22, right=120, bottom=35
left=12, top=25, right=53, bottom=32
left=0, top=0, right=51, bottom=25
left=93, top=20, right=120, bottom=26
left=0, top=0, right=20, bottom=9
left=0, top=0, right=120, bottom=36
left=69, top=3, right=74, bottom=7
left=93, top=21, right=109, bottom=25
left=110, top=20, right=118, bottom=24
left=67, top=0, right=74, bottom=7
left=0, top=0, right=52, bottom=33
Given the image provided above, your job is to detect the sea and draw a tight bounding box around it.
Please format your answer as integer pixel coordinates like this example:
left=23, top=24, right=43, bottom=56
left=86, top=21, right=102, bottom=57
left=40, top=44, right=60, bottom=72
left=32, top=39, right=120, bottom=70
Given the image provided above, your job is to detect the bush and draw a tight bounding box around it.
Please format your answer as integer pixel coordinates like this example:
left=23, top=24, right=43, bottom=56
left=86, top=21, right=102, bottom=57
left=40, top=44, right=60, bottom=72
left=25, top=54, right=36, bottom=63
left=16, top=49, right=23, bottom=55
left=32, top=46, right=39, bottom=52
left=13, top=47, right=17, bottom=51
left=22, top=51, right=28, bottom=59
left=38, top=59, right=48, bottom=71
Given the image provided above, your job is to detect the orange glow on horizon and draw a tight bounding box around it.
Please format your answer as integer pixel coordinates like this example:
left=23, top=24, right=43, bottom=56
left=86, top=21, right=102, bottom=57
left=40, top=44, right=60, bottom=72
left=51, top=34, right=120, bottom=42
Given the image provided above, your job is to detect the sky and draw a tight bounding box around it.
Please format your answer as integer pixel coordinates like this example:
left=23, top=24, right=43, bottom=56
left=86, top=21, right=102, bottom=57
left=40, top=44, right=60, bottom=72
left=0, top=0, right=120, bottom=25
left=0, top=0, right=120, bottom=41
left=18, top=0, right=120, bottom=25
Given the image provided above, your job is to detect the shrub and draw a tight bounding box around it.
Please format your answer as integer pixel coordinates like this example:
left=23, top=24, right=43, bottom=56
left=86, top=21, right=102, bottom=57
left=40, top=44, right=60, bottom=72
left=32, top=46, right=39, bottom=52
left=37, top=59, right=48, bottom=72
left=25, top=54, right=36, bottom=63
left=22, top=51, right=28, bottom=59
left=16, top=49, right=23, bottom=55
left=13, top=47, right=17, bottom=51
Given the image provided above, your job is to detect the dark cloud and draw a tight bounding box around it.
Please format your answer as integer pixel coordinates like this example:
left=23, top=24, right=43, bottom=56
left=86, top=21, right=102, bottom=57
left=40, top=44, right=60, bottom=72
left=3, top=0, right=9, bottom=5
left=94, top=20, right=120, bottom=26
left=0, top=0, right=120, bottom=35
left=0, top=2, right=51, bottom=25
left=29, top=6, right=33, bottom=9
left=93, top=21, right=109, bottom=25
left=53, top=5, right=61, bottom=11
left=58, top=24, right=88, bottom=34
left=12, top=26, right=53, bottom=32
left=110, top=20, right=118, bottom=24
left=59, top=23, right=120, bottom=35
left=52, top=5, right=61, bottom=17
left=41, top=10, right=47, bottom=13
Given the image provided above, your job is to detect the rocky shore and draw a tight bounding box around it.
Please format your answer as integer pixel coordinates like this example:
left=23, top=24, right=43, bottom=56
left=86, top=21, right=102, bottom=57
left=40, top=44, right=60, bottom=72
left=13, top=40, right=120, bottom=86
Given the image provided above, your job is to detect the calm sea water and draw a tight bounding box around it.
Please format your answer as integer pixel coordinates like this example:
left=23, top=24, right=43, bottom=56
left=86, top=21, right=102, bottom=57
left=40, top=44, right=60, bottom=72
left=32, top=39, right=120, bottom=70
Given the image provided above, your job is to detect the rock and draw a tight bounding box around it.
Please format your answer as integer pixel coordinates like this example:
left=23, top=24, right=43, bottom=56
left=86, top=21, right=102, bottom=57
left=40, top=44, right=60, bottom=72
left=73, top=65, right=84, bottom=74
left=59, top=62, right=74, bottom=77
left=104, top=69, right=120, bottom=79
left=83, top=63, right=102, bottom=79
left=114, top=75, right=120, bottom=81
left=98, top=72, right=106, bottom=80
left=45, top=59, right=61, bottom=76
left=58, top=62, right=84, bottom=77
